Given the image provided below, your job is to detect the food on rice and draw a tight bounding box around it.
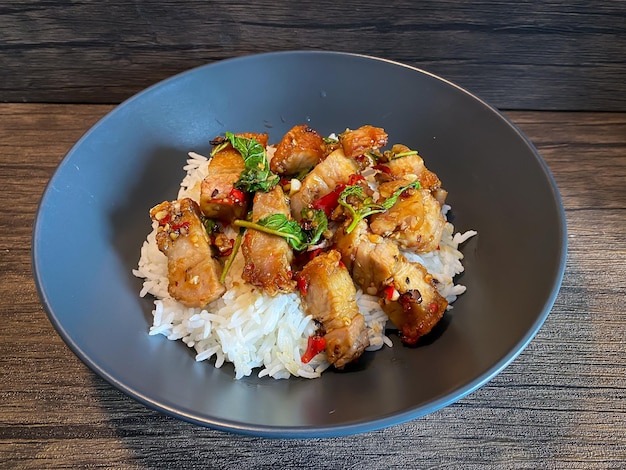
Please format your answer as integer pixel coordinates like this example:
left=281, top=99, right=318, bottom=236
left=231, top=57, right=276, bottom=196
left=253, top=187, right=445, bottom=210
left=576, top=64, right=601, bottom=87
left=133, top=125, right=477, bottom=379
left=241, top=185, right=296, bottom=295
left=149, top=198, right=225, bottom=307
left=297, top=249, right=370, bottom=368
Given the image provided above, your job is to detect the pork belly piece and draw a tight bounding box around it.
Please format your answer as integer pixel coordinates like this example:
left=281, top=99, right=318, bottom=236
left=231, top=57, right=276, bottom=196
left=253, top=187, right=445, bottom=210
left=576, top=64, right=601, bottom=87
left=334, top=219, right=447, bottom=345
left=150, top=198, right=225, bottom=307
left=369, top=180, right=446, bottom=253
left=379, top=257, right=448, bottom=345
left=298, top=250, right=369, bottom=368
left=334, top=220, right=405, bottom=294
left=270, top=124, right=325, bottom=176
left=199, top=132, right=268, bottom=221
left=339, top=125, right=388, bottom=158
left=241, top=185, right=296, bottom=295
left=333, top=219, right=389, bottom=293
left=290, top=148, right=359, bottom=220
left=377, top=144, right=442, bottom=192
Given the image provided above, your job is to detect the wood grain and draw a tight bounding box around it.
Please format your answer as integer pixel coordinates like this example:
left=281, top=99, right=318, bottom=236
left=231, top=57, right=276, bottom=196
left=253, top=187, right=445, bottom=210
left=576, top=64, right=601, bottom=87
left=1, top=1, right=625, bottom=111
left=1, top=104, right=625, bottom=468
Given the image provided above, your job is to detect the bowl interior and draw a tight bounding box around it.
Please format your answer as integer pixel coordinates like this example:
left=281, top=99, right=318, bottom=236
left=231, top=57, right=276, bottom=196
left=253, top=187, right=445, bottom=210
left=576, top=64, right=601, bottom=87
left=33, top=51, right=566, bottom=437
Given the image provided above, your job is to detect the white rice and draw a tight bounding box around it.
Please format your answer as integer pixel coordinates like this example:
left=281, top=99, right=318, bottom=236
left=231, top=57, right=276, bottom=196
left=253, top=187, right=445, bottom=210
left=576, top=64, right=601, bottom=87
left=132, top=150, right=476, bottom=379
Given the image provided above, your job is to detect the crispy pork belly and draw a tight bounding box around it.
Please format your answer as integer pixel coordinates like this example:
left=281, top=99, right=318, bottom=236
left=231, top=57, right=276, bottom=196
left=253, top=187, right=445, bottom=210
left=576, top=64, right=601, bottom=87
left=334, top=219, right=447, bottom=345
left=270, top=124, right=325, bottom=176
left=199, top=132, right=268, bottom=221
left=150, top=198, right=225, bottom=307
left=379, top=258, right=448, bottom=345
left=298, top=250, right=369, bottom=368
left=290, top=148, right=358, bottom=220
left=241, top=185, right=296, bottom=295
left=339, top=125, right=388, bottom=158
left=333, top=219, right=390, bottom=293
left=377, top=144, right=442, bottom=191
left=334, top=220, right=403, bottom=294
left=369, top=180, right=446, bottom=253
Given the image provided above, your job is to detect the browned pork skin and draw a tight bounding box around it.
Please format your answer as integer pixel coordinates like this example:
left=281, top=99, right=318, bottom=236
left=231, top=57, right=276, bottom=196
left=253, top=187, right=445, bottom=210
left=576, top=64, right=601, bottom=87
left=241, top=185, right=296, bottom=295
left=199, top=132, right=268, bottom=221
left=298, top=250, right=369, bottom=368
left=290, top=148, right=359, bottom=220
left=270, top=124, right=325, bottom=176
left=377, top=144, right=442, bottom=189
left=369, top=180, right=446, bottom=253
left=376, top=251, right=448, bottom=345
left=334, top=219, right=447, bottom=345
left=339, top=125, right=388, bottom=158
left=150, top=198, right=226, bottom=307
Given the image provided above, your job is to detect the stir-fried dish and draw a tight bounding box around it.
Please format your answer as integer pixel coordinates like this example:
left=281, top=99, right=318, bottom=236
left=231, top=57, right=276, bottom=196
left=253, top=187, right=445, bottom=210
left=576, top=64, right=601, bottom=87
left=149, top=125, right=452, bottom=369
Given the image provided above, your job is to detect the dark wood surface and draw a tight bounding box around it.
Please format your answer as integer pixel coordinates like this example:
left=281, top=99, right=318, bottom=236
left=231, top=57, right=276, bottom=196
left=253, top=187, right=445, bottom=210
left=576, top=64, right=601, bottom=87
left=1, top=104, right=625, bottom=468
left=2, top=1, right=626, bottom=466
left=2, top=0, right=626, bottom=111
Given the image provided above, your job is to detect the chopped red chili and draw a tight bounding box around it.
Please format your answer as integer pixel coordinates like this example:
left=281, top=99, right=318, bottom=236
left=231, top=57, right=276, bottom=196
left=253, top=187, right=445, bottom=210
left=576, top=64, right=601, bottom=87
left=219, top=238, right=235, bottom=257
left=158, top=213, right=171, bottom=226
left=383, top=285, right=395, bottom=301
left=372, top=164, right=391, bottom=174
left=301, top=335, right=326, bottom=364
left=348, top=173, right=366, bottom=185
left=296, top=275, right=308, bottom=296
left=171, top=221, right=190, bottom=231
left=354, top=154, right=368, bottom=165
left=310, top=174, right=365, bottom=217
left=229, top=188, right=246, bottom=204
left=310, top=184, right=346, bottom=217
left=308, top=247, right=324, bottom=260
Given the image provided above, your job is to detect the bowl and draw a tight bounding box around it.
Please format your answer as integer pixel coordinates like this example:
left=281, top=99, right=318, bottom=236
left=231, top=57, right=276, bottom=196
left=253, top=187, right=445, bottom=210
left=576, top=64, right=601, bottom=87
left=32, top=51, right=566, bottom=438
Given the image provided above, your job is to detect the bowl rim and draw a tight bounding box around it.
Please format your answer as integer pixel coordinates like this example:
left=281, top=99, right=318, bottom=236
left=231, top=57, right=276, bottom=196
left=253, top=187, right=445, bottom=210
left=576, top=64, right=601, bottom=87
left=32, top=50, right=568, bottom=438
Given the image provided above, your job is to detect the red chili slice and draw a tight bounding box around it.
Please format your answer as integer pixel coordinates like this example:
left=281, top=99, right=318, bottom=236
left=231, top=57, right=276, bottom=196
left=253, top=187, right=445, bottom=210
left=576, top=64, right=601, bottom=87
left=301, top=335, right=326, bottom=364
left=157, top=213, right=171, bottom=226
left=295, top=274, right=308, bottom=296
left=229, top=188, right=246, bottom=204
left=308, top=247, right=323, bottom=260
left=383, top=285, right=395, bottom=301
left=348, top=173, right=366, bottom=185
left=373, top=164, right=391, bottom=174
left=310, top=184, right=346, bottom=217
left=171, top=221, right=190, bottom=231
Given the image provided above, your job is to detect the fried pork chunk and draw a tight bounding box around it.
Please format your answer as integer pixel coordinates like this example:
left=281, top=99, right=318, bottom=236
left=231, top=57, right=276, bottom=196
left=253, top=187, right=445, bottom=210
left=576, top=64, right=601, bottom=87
left=379, top=144, right=442, bottom=190
left=241, top=185, right=296, bottom=295
left=298, top=250, right=369, bottom=368
left=376, top=144, right=448, bottom=205
left=369, top=180, right=446, bottom=253
left=150, top=198, right=225, bottom=307
left=339, top=125, right=388, bottom=158
left=378, top=254, right=448, bottom=345
left=270, top=124, right=325, bottom=176
left=334, top=219, right=447, bottom=345
left=290, top=148, right=359, bottom=220
left=200, top=132, right=268, bottom=221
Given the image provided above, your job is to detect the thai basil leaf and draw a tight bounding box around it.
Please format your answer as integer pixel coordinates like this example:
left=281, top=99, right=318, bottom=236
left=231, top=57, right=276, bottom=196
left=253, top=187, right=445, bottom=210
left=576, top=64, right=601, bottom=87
left=339, top=180, right=421, bottom=233
left=232, top=209, right=328, bottom=251
left=223, top=132, right=279, bottom=193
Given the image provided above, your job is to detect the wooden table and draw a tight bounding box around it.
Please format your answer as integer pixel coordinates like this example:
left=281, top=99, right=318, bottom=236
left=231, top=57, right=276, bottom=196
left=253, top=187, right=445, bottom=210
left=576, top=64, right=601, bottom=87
left=1, top=104, right=624, bottom=468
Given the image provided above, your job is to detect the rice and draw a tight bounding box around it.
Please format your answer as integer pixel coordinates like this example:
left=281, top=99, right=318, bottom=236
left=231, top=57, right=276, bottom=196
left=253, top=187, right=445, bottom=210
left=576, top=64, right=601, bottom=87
left=132, top=150, right=476, bottom=379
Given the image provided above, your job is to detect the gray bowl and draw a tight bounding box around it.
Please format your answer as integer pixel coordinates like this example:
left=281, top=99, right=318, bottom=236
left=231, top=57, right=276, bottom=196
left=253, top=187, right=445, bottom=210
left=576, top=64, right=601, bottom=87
left=33, top=51, right=566, bottom=438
